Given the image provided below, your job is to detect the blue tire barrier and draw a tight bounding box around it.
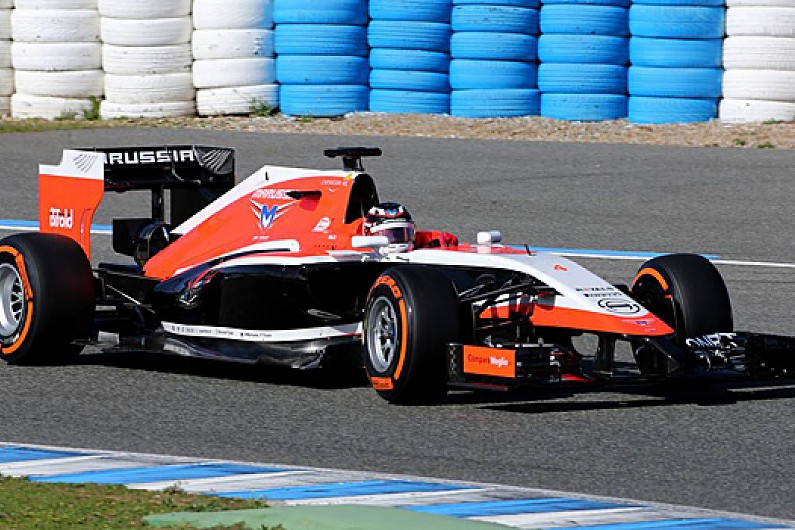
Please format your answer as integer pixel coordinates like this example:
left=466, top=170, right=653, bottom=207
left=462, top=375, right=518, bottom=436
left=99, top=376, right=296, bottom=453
left=538, top=63, right=626, bottom=94
left=541, top=0, right=629, bottom=6
left=451, top=32, right=538, bottom=61
left=370, top=0, right=452, bottom=22
left=628, top=96, right=718, bottom=123
left=275, top=25, right=368, bottom=56
left=541, top=93, right=627, bottom=120
left=629, top=37, right=722, bottom=68
left=632, top=0, right=723, bottom=5
left=273, top=0, right=368, bottom=25
left=451, top=88, right=540, bottom=117
left=538, top=35, right=628, bottom=65
left=370, top=89, right=451, bottom=114
left=453, top=0, right=539, bottom=7
left=628, top=66, right=722, bottom=98
left=450, top=59, right=538, bottom=89
left=368, top=21, right=452, bottom=51
left=370, top=49, right=450, bottom=72
left=629, top=6, right=724, bottom=39
left=370, top=69, right=451, bottom=92
left=540, top=5, right=629, bottom=36
left=452, top=6, right=540, bottom=34
left=280, top=84, right=369, bottom=117
left=276, top=56, right=369, bottom=85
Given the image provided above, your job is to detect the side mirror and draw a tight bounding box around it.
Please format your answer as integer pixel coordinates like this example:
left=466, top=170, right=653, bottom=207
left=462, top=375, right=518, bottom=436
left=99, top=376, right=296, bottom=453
left=477, top=231, right=502, bottom=245
left=351, top=235, right=390, bottom=249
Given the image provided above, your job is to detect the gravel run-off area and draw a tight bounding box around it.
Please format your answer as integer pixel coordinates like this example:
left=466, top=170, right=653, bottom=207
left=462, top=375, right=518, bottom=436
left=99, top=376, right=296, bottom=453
left=4, top=113, right=795, bottom=149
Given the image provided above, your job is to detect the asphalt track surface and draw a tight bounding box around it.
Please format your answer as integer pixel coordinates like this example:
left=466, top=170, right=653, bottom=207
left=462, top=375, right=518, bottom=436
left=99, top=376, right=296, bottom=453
left=0, top=129, right=793, bottom=521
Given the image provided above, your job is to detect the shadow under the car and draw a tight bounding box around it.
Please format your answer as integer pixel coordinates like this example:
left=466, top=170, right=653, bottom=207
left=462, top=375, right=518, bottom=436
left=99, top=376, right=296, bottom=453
left=73, top=350, right=370, bottom=390
left=475, top=380, right=795, bottom=414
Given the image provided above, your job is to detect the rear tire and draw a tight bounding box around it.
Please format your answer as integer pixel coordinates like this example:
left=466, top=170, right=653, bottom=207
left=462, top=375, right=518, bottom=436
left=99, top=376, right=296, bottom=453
left=363, top=266, right=460, bottom=405
left=0, top=233, right=95, bottom=365
left=631, top=253, right=732, bottom=347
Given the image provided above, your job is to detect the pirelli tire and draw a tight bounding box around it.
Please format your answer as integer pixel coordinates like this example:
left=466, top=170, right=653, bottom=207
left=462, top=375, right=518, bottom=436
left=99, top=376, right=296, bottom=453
left=0, top=233, right=95, bottom=365
left=631, top=253, right=733, bottom=350
left=363, top=266, right=460, bottom=405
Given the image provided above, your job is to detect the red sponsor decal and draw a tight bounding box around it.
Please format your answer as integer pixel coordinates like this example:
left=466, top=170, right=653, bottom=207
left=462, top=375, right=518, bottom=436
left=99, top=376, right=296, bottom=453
left=462, top=345, right=516, bottom=378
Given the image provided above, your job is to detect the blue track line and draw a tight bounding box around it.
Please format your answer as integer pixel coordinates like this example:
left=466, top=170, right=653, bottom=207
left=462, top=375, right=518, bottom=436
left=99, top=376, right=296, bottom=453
left=549, top=518, right=788, bottom=529
left=0, top=219, right=112, bottom=234
left=511, top=245, right=720, bottom=260
left=30, top=462, right=286, bottom=485
left=0, top=446, right=86, bottom=463
left=0, top=218, right=720, bottom=260
left=409, top=498, right=633, bottom=517
left=215, top=479, right=474, bottom=501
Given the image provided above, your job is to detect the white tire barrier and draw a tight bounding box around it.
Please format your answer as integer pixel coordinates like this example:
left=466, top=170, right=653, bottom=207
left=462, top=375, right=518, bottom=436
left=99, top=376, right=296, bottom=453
left=105, top=73, right=194, bottom=104
left=102, top=44, right=191, bottom=75
left=726, top=7, right=795, bottom=36
left=724, top=36, right=795, bottom=69
left=0, top=67, right=12, bottom=96
left=723, top=69, right=795, bottom=100
left=720, top=98, right=795, bottom=122
left=98, top=0, right=191, bottom=19
left=197, top=84, right=279, bottom=116
left=193, top=0, right=274, bottom=30
left=0, top=41, right=10, bottom=68
left=193, top=58, right=276, bottom=89
left=11, top=93, right=94, bottom=120
left=12, top=42, right=101, bottom=71
left=727, top=0, right=795, bottom=6
left=192, top=29, right=274, bottom=59
left=14, top=69, right=104, bottom=98
left=101, top=16, right=192, bottom=46
left=100, top=100, right=195, bottom=119
left=12, top=9, right=100, bottom=43
left=14, top=0, right=97, bottom=8
left=194, top=1, right=274, bottom=117
left=0, top=10, right=9, bottom=38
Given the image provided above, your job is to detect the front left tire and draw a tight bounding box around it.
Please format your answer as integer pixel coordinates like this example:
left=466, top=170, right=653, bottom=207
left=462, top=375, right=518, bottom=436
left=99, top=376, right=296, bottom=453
left=363, top=266, right=460, bottom=405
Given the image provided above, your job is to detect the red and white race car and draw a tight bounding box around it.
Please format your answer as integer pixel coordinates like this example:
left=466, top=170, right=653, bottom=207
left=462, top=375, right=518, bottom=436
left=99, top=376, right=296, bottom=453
left=1, top=146, right=793, bottom=404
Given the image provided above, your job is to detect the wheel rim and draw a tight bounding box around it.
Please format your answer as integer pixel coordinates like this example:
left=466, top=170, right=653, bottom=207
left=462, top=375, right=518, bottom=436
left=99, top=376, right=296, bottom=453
left=366, top=296, right=399, bottom=373
left=633, top=274, right=677, bottom=335
left=0, top=263, right=25, bottom=337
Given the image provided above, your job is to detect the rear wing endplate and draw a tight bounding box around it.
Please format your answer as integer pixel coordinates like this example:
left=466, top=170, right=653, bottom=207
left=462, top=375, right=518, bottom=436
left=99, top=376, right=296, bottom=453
left=39, top=146, right=236, bottom=259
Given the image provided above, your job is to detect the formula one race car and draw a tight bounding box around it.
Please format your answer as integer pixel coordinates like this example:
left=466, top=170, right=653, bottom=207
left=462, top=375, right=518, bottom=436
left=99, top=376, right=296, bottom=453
left=1, top=146, right=793, bottom=404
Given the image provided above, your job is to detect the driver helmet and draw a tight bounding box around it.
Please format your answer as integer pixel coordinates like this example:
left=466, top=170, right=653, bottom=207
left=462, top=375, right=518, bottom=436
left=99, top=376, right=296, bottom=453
left=363, top=202, right=416, bottom=253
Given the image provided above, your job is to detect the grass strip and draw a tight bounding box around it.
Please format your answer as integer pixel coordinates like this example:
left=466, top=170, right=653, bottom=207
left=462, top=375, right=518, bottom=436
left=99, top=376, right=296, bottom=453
left=0, top=475, right=268, bottom=529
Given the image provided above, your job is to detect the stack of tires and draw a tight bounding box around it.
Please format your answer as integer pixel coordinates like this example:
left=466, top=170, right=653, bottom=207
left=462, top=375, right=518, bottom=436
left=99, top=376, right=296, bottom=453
left=11, top=0, right=103, bottom=120
left=627, top=0, right=724, bottom=124
left=275, top=0, right=368, bottom=117
left=368, top=0, right=452, bottom=115
left=721, top=0, right=795, bottom=122
left=450, top=0, right=540, bottom=118
left=99, top=0, right=194, bottom=119
left=194, top=0, right=276, bottom=116
left=0, top=0, right=10, bottom=116
left=538, top=0, right=629, bottom=121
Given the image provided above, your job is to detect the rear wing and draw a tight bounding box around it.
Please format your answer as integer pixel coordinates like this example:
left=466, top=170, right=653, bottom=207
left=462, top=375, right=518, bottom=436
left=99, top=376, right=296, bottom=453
left=92, top=145, right=235, bottom=192
left=39, top=146, right=236, bottom=259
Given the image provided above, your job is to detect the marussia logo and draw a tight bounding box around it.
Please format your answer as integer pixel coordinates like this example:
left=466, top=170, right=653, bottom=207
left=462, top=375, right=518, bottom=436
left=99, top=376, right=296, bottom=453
left=260, top=204, right=278, bottom=229
left=250, top=199, right=292, bottom=231
left=49, top=208, right=74, bottom=229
